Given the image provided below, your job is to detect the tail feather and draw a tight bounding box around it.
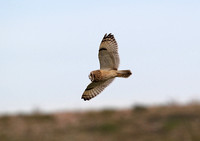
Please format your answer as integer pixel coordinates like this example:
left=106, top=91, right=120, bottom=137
left=117, top=70, right=132, bottom=78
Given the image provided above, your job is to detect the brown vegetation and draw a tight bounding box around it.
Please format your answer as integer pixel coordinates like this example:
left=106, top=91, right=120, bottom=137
left=0, top=104, right=200, bottom=141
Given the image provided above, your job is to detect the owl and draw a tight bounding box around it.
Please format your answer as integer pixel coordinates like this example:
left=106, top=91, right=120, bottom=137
left=81, top=33, right=132, bottom=101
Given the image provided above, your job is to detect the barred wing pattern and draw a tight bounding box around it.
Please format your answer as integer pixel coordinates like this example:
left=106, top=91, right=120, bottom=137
left=98, top=33, right=120, bottom=70
left=81, top=78, right=115, bottom=101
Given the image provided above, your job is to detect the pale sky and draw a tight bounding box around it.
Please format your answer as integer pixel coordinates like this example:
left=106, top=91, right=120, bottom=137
left=0, top=0, right=200, bottom=114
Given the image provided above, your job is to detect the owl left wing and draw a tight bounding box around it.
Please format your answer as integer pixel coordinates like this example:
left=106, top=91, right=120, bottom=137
left=81, top=78, right=115, bottom=101
left=98, top=33, right=120, bottom=70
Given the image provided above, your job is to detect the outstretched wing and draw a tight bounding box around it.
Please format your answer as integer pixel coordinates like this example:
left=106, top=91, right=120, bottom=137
left=81, top=78, right=114, bottom=101
left=98, top=33, right=120, bottom=70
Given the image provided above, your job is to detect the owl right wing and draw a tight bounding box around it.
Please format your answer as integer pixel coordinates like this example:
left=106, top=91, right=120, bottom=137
left=98, top=33, right=120, bottom=70
left=81, top=78, right=114, bottom=101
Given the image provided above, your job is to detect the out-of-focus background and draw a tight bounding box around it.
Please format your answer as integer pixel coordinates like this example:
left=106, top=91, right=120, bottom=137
left=0, top=0, right=200, bottom=141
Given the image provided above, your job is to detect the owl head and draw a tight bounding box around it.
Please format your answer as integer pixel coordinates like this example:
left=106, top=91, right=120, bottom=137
left=89, top=70, right=101, bottom=82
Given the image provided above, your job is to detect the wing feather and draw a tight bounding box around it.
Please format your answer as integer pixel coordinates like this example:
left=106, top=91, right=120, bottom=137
left=98, top=33, right=120, bottom=70
left=81, top=78, right=115, bottom=101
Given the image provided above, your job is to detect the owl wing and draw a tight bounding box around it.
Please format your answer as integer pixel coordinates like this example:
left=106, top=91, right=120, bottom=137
left=81, top=78, right=115, bottom=101
left=98, top=33, right=120, bottom=70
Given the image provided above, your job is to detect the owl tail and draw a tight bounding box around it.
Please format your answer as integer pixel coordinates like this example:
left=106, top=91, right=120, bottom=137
left=117, top=70, right=132, bottom=78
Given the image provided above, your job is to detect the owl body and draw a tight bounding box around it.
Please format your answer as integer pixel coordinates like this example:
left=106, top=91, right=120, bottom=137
left=89, top=70, right=117, bottom=82
left=81, top=33, right=132, bottom=101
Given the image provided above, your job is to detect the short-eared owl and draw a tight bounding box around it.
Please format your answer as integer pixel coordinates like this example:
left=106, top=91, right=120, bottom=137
left=81, top=33, right=132, bottom=101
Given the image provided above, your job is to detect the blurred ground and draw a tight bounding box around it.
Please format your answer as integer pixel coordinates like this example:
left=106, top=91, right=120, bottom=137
left=0, top=104, right=200, bottom=141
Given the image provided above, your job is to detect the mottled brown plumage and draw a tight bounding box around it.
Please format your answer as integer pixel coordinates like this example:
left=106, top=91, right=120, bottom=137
left=81, top=33, right=132, bottom=101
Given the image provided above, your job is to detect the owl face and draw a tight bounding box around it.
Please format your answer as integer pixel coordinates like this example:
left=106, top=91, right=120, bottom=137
left=89, top=72, right=94, bottom=82
left=89, top=70, right=102, bottom=82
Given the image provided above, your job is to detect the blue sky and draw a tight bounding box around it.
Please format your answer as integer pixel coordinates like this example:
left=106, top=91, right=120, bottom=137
left=0, top=0, right=200, bottom=114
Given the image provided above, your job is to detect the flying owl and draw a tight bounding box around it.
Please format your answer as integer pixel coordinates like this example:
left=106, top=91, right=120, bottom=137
left=81, top=33, right=132, bottom=101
